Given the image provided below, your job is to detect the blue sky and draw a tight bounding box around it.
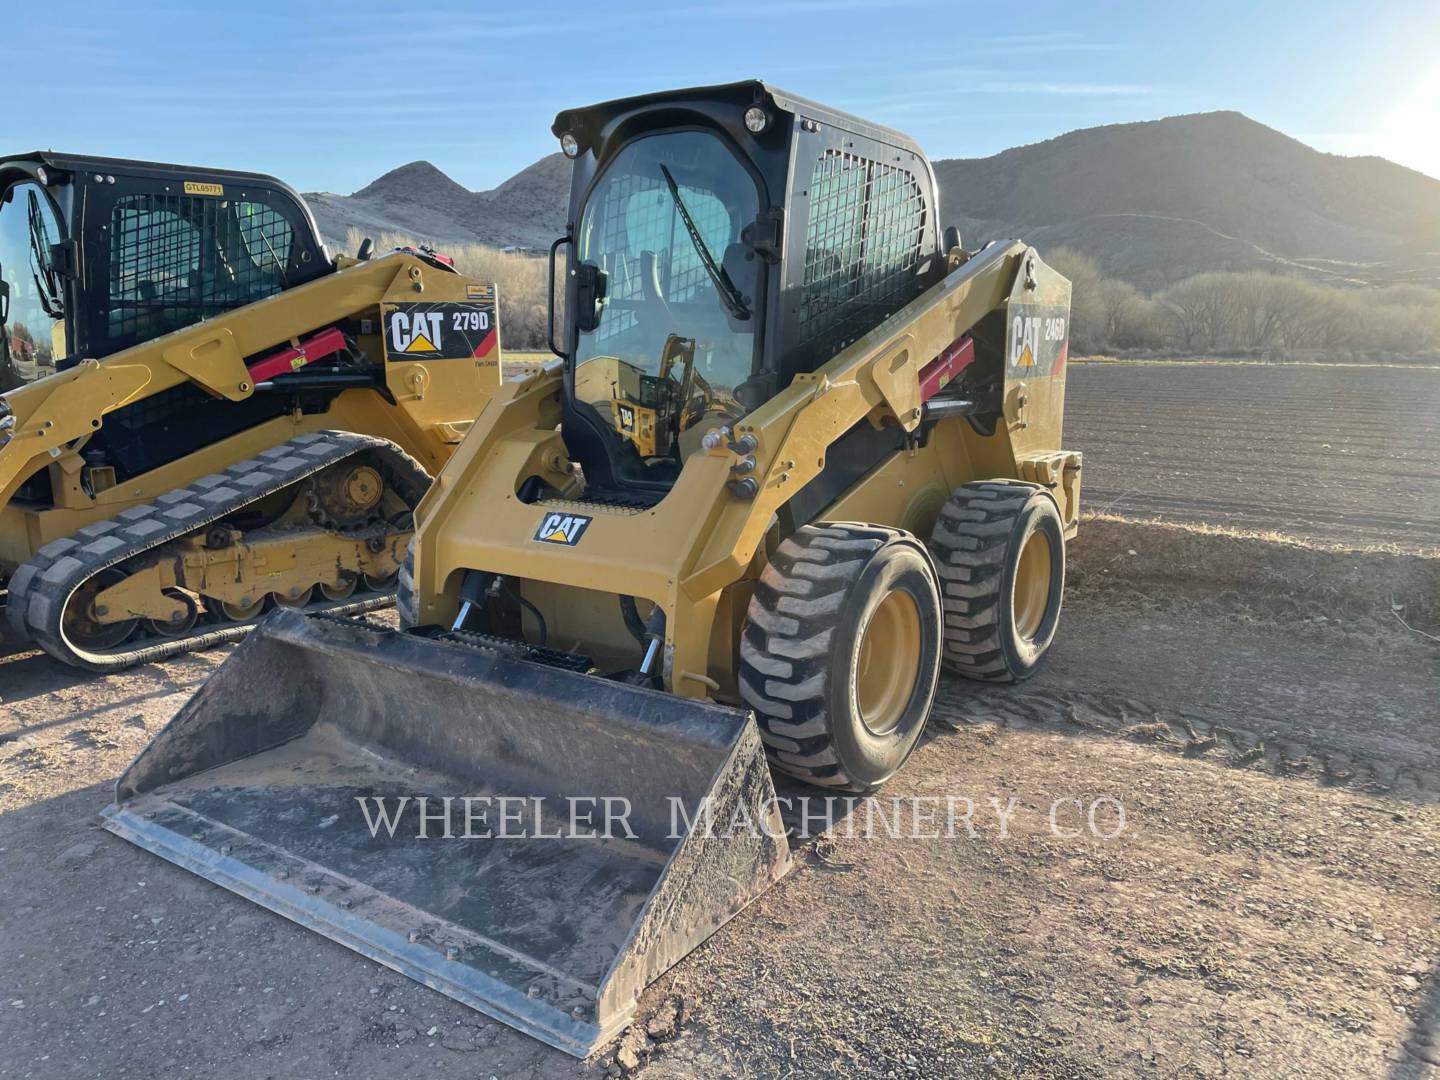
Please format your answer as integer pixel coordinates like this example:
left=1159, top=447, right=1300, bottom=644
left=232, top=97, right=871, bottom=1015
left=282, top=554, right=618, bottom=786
left=10, top=0, right=1440, bottom=193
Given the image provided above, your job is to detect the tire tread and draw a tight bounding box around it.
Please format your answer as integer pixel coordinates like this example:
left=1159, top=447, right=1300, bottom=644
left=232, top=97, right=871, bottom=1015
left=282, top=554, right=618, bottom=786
left=738, top=523, right=902, bottom=789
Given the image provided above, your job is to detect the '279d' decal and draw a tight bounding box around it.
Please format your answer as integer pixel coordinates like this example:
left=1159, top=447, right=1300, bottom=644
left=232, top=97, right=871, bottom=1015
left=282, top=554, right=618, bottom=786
left=383, top=302, right=497, bottom=361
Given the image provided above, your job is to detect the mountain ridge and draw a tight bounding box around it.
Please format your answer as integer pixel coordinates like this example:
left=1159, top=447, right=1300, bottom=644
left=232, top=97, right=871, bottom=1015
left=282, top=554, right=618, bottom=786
left=305, top=111, right=1440, bottom=289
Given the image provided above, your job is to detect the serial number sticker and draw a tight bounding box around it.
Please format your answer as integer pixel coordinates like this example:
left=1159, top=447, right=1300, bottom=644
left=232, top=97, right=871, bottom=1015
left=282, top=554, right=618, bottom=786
left=183, top=181, right=224, bottom=196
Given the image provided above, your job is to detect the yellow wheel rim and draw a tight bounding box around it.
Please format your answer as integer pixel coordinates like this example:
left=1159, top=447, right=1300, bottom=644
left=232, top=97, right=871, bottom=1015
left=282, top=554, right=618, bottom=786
left=1013, top=529, right=1053, bottom=640
left=856, top=589, right=921, bottom=736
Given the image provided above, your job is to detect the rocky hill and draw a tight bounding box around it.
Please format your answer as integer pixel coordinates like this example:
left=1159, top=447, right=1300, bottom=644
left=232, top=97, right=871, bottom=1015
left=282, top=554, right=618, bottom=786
left=933, top=111, right=1440, bottom=289
left=307, top=155, right=569, bottom=252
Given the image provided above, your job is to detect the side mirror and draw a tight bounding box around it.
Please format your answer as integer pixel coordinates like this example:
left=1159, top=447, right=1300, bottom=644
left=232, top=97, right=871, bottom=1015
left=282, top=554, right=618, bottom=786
left=574, top=261, right=608, bottom=334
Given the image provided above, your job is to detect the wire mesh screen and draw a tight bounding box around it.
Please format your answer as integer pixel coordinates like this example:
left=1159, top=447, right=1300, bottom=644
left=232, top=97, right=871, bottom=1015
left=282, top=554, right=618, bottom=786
left=590, top=176, right=731, bottom=344
left=799, top=151, right=926, bottom=362
left=107, top=195, right=293, bottom=348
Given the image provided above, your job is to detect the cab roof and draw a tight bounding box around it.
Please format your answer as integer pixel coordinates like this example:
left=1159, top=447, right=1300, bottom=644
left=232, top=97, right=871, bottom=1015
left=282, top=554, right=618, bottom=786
left=0, top=151, right=295, bottom=187
left=551, top=79, right=926, bottom=159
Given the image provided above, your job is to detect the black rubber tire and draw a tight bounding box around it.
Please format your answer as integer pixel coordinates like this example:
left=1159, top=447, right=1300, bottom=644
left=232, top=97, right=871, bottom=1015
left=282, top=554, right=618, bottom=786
left=738, top=523, right=943, bottom=793
left=929, top=480, right=1065, bottom=682
left=396, top=539, right=417, bottom=629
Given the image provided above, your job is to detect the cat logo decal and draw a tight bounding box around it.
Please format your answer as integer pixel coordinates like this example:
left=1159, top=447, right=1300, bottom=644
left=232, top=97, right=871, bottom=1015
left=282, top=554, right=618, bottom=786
left=533, top=512, right=592, bottom=546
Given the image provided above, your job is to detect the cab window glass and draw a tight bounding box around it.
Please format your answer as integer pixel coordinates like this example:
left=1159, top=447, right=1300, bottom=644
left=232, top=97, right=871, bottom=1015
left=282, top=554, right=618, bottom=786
left=574, top=131, right=761, bottom=475
left=0, top=181, right=65, bottom=388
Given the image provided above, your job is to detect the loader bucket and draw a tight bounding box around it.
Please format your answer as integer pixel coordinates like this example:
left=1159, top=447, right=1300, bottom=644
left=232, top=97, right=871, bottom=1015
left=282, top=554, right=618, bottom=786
left=100, top=610, right=790, bottom=1057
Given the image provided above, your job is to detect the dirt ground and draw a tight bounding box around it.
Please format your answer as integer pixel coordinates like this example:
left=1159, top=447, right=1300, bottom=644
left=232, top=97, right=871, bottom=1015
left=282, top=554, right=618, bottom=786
left=1067, top=361, right=1440, bottom=552
left=1, top=362, right=1437, bottom=1079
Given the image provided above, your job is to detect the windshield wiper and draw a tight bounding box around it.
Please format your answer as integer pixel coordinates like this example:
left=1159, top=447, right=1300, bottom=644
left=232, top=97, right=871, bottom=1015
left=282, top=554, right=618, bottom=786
left=27, top=191, right=64, bottom=319
left=658, top=165, right=750, bottom=321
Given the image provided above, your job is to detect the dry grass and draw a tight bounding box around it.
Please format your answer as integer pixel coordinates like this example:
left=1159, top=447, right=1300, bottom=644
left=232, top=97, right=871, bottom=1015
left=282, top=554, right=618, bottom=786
left=340, top=228, right=555, bottom=350
left=1049, top=246, right=1440, bottom=360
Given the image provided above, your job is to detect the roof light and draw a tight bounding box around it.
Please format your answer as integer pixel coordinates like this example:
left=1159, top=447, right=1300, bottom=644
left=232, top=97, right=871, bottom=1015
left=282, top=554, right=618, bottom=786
left=560, top=132, right=580, bottom=158
left=743, top=107, right=769, bottom=134
left=35, top=167, right=48, bottom=186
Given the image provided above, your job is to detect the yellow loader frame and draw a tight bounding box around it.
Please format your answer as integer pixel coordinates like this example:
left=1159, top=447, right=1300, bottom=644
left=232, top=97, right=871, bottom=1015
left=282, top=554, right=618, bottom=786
left=409, top=240, right=1080, bottom=701
left=1, top=253, right=501, bottom=573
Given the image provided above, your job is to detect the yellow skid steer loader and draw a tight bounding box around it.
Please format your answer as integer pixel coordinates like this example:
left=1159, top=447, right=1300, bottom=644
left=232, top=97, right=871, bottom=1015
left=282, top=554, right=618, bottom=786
left=0, top=153, right=503, bottom=669
left=103, top=83, right=1081, bottom=1055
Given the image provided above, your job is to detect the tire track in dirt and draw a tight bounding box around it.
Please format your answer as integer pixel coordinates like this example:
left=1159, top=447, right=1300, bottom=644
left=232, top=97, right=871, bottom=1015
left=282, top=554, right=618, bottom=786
left=929, top=681, right=1440, bottom=800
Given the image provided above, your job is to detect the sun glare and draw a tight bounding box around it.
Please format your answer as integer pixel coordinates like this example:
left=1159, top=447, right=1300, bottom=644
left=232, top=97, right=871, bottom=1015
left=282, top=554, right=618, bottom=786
left=1378, top=71, right=1440, bottom=179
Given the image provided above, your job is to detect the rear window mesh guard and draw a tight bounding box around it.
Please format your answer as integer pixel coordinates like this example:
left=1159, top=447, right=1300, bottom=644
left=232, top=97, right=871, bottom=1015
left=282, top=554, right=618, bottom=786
left=107, top=194, right=293, bottom=350
left=799, top=151, right=927, bottom=363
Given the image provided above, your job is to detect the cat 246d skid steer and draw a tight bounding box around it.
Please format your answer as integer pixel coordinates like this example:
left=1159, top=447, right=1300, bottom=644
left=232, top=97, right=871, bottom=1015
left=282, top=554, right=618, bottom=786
left=103, top=83, right=1082, bottom=1055
left=0, top=153, right=503, bottom=670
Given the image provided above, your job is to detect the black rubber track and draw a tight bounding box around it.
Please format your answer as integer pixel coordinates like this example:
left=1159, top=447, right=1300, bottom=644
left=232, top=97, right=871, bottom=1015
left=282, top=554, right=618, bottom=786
left=5, top=431, right=429, bottom=672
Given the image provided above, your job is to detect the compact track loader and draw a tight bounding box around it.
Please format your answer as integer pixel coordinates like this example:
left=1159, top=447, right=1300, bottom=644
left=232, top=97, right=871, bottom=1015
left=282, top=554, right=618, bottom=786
left=104, top=83, right=1081, bottom=1055
left=0, top=153, right=503, bottom=669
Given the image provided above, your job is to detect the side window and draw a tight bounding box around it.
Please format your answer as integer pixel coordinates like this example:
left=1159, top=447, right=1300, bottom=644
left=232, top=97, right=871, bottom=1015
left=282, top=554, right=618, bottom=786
left=106, top=193, right=296, bottom=350
left=235, top=200, right=295, bottom=273
left=0, top=182, right=66, bottom=388
left=799, top=149, right=927, bottom=362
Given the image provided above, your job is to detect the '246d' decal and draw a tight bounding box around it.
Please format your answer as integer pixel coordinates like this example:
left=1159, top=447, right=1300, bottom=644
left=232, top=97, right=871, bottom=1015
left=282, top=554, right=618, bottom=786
left=384, top=302, right=497, bottom=361
left=1008, top=309, right=1069, bottom=375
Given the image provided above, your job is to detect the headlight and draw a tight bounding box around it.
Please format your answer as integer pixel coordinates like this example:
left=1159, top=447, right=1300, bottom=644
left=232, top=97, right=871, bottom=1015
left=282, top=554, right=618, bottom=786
left=560, top=132, right=580, bottom=158
left=35, top=167, right=48, bottom=186
left=743, top=107, right=769, bottom=134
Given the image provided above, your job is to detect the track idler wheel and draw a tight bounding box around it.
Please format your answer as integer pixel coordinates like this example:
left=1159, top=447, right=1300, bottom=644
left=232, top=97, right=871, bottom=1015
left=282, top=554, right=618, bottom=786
left=210, top=595, right=268, bottom=623
left=63, top=568, right=139, bottom=650
left=319, top=575, right=358, bottom=601
left=143, top=589, right=200, bottom=638
left=362, top=571, right=398, bottom=592
left=271, top=585, right=315, bottom=609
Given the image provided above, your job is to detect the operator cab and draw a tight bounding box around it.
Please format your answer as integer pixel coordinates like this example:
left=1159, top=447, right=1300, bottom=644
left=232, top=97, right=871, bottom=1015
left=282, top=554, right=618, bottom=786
left=0, top=153, right=329, bottom=390
left=551, top=81, right=944, bottom=502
